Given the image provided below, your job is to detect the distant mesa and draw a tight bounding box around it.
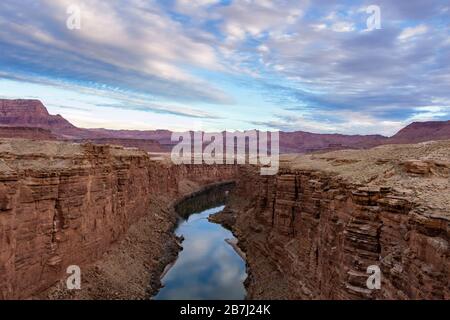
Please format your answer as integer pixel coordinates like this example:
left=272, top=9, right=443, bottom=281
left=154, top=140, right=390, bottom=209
left=0, top=99, right=450, bottom=153
left=0, top=99, right=170, bottom=152
left=389, top=120, right=450, bottom=144
left=0, top=99, right=76, bottom=131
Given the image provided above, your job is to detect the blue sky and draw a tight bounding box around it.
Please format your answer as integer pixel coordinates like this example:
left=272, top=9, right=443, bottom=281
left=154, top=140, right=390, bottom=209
left=0, top=0, right=449, bottom=135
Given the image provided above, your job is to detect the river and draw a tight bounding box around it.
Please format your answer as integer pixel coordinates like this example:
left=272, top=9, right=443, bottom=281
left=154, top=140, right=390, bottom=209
left=153, top=187, right=246, bottom=300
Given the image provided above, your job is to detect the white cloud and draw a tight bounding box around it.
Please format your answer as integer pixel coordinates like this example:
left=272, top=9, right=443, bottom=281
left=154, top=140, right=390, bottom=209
left=0, top=0, right=230, bottom=104
left=175, top=0, right=221, bottom=17
left=331, top=21, right=355, bottom=33
left=409, top=105, right=449, bottom=121
left=398, top=24, right=428, bottom=40
left=311, top=23, right=327, bottom=31
left=255, top=111, right=407, bottom=136
left=219, top=0, right=308, bottom=44
left=1, top=0, right=449, bottom=134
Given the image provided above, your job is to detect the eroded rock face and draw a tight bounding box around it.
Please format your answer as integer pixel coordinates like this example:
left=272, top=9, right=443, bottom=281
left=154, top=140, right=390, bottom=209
left=0, top=100, right=75, bottom=131
left=72, top=138, right=166, bottom=153
left=225, top=142, right=449, bottom=300
left=1, top=137, right=448, bottom=300
left=402, top=160, right=450, bottom=177
left=0, top=127, right=57, bottom=140
left=0, top=139, right=238, bottom=299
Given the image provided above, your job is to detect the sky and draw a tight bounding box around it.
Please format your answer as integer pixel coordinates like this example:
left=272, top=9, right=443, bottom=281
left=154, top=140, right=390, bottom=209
left=0, top=0, right=449, bottom=135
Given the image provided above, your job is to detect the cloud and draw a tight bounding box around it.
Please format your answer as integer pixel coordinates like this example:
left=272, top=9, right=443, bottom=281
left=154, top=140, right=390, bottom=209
left=175, top=0, right=221, bottom=17
left=238, top=1, right=450, bottom=134
left=0, top=0, right=232, bottom=104
left=331, top=21, right=355, bottom=33
left=251, top=112, right=406, bottom=136
left=373, top=0, right=447, bottom=20
left=0, top=0, right=449, bottom=134
left=398, top=24, right=428, bottom=40
left=95, top=102, right=222, bottom=119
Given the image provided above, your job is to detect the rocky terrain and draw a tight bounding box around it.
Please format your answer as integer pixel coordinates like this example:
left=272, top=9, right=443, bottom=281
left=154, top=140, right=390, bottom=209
left=72, top=138, right=166, bottom=153
left=215, top=140, right=449, bottom=299
left=2, top=99, right=450, bottom=154
left=0, top=98, right=449, bottom=300
left=0, top=139, right=238, bottom=299
left=0, top=136, right=448, bottom=300
left=0, top=99, right=83, bottom=138
left=0, top=127, right=56, bottom=140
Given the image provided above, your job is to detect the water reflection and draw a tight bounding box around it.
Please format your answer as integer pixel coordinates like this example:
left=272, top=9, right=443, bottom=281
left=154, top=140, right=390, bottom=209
left=154, top=205, right=247, bottom=300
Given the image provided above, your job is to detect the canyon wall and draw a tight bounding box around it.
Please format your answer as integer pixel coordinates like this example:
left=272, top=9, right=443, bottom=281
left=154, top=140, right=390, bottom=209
left=1, top=137, right=448, bottom=300
left=224, top=142, right=449, bottom=300
left=0, top=139, right=238, bottom=299
left=71, top=138, right=166, bottom=153
left=0, top=127, right=57, bottom=140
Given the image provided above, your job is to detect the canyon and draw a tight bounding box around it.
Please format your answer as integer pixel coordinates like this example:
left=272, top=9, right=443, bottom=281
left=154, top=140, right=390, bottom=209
left=0, top=139, right=238, bottom=299
left=0, top=137, right=448, bottom=300
left=214, top=140, right=450, bottom=299
left=0, top=99, right=448, bottom=300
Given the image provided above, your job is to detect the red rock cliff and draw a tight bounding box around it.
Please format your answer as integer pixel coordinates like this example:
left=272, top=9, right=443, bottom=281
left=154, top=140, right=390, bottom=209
left=0, top=100, right=75, bottom=130
left=224, top=141, right=449, bottom=299
left=0, top=127, right=57, bottom=140
left=0, top=139, right=238, bottom=299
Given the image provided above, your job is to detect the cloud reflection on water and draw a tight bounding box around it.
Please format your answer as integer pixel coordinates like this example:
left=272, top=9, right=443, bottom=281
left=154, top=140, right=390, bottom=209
left=154, top=206, right=247, bottom=300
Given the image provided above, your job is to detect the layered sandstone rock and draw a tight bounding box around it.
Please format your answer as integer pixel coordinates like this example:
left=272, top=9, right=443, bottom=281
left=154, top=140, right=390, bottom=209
left=0, top=100, right=77, bottom=133
left=0, top=139, right=238, bottom=299
left=0, top=127, right=57, bottom=140
left=72, top=138, right=166, bottom=153
left=223, top=140, right=449, bottom=300
left=1, top=136, right=448, bottom=300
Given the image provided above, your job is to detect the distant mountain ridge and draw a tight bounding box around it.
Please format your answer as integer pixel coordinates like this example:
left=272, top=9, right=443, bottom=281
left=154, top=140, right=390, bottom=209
left=389, top=120, right=450, bottom=144
left=279, top=131, right=388, bottom=153
left=1, top=99, right=450, bottom=153
left=0, top=99, right=75, bottom=130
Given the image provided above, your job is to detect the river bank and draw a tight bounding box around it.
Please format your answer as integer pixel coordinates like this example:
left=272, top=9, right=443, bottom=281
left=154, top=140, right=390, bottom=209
left=0, top=139, right=240, bottom=299
left=42, top=182, right=238, bottom=300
